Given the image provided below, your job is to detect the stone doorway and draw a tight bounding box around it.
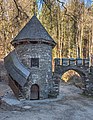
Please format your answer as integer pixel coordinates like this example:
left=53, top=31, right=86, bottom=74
left=30, top=84, right=39, bottom=100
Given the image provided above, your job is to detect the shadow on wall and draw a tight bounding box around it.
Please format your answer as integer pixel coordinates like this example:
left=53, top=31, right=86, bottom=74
left=0, top=60, right=8, bottom=83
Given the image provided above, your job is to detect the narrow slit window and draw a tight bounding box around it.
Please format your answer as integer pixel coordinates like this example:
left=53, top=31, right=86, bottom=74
left=31, top=58, right=39, bottom=67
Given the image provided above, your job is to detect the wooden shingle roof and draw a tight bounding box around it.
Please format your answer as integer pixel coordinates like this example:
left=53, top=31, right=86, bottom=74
left=11, top=15, right=56, bottom=47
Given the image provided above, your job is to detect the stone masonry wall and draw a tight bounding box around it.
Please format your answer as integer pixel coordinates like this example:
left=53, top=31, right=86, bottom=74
left=0, top=60, right=8, bottom=83
left=15, top=43, right=53, bottom=99
left=84, top=67, right=93, bottom=96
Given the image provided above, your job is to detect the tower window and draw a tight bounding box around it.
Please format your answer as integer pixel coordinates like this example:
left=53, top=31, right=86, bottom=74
left=31, top=58, right=39, bottom=67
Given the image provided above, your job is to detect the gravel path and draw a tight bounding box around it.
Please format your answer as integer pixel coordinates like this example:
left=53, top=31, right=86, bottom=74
left=0, top=82, right=93, bottom=120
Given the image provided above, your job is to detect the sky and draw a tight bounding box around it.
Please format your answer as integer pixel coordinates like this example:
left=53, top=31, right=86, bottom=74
left=36, top=0, right=93, bottom=14
left=61, top=0, right=92, bottom=6
left=84, top=0, right=92, bottom=7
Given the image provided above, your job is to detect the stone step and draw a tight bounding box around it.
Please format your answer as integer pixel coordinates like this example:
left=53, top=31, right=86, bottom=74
left=54, top=87, right=59, bottom=89
left=18, top=93, right=24, bottom=99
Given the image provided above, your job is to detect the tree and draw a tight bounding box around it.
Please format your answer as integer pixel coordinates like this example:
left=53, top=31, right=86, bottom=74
left=0, top=0, right=93, bottom=60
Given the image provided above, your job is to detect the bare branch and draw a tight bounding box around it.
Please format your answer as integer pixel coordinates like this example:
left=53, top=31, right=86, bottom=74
left=13, top=0, right=29, bottom=19
left=57, top=0, right=77, bottom=22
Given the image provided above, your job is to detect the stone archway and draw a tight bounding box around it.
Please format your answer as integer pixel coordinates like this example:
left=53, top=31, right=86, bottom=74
left=56, top=69, right=86, bottom=96
left=55, top=66, right=87, bottom=82
left=62, top=69, right=85, bottom=80
left=54, top=66, right=87, bottom=92
left=61, top=69, right=85, bottom=89
left=62, top=70, right=81, bottom=82
left=54, top=65, right=92, bottom=96
left=30, top=84, right=39, bottom=100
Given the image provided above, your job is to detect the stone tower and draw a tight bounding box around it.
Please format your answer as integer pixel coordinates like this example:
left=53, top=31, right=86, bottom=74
left=4, top=15, right=56, bottom=100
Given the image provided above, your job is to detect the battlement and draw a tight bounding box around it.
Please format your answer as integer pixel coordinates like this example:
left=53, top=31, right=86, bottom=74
left=54, top=58, right=90, bottom=67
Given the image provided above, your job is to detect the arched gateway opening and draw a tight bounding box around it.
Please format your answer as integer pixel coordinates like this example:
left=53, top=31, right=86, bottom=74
left=60, top=70, right=85, bottom=95
left=62, top=70, right=84, bottom=87
left=30, top=84, right=39, bottom=100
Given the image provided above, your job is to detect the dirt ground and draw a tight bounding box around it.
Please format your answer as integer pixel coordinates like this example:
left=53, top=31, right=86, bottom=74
left=0, top=82, right=93, bottom=120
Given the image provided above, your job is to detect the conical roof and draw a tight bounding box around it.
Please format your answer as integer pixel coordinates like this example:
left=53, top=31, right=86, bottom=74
left=11, top=15, right=56, bottom=47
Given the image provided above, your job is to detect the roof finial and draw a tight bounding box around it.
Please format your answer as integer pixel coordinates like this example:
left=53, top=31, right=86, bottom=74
left=33, top=1, right=37, bottom=16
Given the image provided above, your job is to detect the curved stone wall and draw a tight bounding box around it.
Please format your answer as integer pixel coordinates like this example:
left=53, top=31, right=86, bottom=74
left=15, top=43, right=52, bottom=99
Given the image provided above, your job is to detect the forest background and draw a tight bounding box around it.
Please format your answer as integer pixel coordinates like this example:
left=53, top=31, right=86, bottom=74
left=0, top=0, right=93, bottom=60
